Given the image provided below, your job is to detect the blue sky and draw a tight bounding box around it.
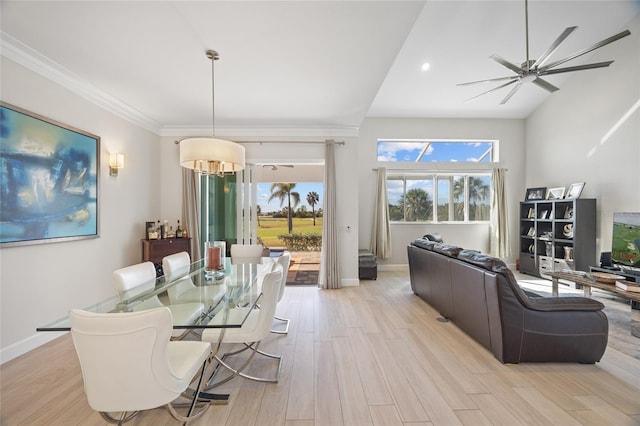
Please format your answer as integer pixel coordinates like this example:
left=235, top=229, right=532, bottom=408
left=257, top=182, right=323, bottom=214
left=377, top=140, right=493, bottom=162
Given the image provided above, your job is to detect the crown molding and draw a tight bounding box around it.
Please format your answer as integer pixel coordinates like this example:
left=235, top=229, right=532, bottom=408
left=161, top=124, right=360, bottom=139
left=1, top=32, right=161, bottom=134
left=2, top=33, right=361, bottom=140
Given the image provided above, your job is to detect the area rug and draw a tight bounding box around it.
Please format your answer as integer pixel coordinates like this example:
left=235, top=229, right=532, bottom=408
left=518, top=277, right=640, bottom=361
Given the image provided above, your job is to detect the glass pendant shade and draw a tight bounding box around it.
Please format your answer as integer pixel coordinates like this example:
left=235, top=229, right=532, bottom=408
left=180, top=137, right=245, bottom=176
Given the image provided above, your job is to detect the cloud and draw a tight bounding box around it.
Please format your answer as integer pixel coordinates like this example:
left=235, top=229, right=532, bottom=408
left=377, top=141, right=428, bottom=161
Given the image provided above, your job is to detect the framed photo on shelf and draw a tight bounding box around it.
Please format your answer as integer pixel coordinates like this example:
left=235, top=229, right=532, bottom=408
left=546, top=187, right=566, bottom=200
left=565, top=182, right=585, bottom=199
left=525, top=187, right=546, bottom=201
left=527, top=227, right=536, bottom=237
left=0, top=102, right=100, bottom=247
left=539, top=210, right=549, bottom=219
left=527, top=208, right=535, bottom=218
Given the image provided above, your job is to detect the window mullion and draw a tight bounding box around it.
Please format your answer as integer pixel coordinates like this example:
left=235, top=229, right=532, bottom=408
left=403, top=177, right=407, bottom=222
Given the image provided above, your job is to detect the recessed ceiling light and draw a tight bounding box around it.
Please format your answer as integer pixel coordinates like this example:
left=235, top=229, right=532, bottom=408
left=421, top=62, right=431, bottom=71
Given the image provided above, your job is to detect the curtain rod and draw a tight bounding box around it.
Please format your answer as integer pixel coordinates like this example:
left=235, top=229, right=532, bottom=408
left=239, top=140, right=345, bottom=145
left=175, top=139, right=344, bottom=145
left=372, top=167, right=507, bottom=172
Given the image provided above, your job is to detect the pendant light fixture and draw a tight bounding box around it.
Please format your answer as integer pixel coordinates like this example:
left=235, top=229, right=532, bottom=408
left=180, top=50, right=245, bottom=176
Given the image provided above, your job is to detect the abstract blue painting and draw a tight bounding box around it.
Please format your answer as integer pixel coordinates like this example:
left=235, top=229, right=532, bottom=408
left=0, top=103, right=100, bottom=246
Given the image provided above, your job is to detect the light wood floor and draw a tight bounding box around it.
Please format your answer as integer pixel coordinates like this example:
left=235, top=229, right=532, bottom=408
left=2, top=271, right=640, bottom=425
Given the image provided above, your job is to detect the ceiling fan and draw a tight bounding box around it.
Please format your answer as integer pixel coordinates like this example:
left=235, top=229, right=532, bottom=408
left=458, top=0, right=631, bottom=104
left=262, top=164, right=294, bottom=171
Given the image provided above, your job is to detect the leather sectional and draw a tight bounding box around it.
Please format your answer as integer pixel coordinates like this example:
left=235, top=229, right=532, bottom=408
left=407, top=237, right=608, bottom=364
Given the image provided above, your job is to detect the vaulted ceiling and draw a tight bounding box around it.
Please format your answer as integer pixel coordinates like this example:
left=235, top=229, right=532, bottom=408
left=1, top=1, right=638, bottom=137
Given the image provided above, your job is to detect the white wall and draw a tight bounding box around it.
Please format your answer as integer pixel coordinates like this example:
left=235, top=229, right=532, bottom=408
left=357, top=117, right=526, bottom=267
left=0, top=59, right=161, bottom=363
left=525, top=14, right=640, bottom=263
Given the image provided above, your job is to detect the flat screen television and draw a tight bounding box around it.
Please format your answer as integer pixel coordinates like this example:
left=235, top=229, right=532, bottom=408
left=611, top=212, right=640, bottom=268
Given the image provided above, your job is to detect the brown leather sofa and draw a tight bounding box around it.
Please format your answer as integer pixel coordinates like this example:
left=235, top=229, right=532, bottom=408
left=407, top=238, right=608, bottom=364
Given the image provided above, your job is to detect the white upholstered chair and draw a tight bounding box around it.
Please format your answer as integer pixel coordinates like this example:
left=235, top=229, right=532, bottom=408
left=201, top=265, right=283, bottom=385
left=271, top=251, right=291, bottom=334
left=230, top=243, right=263, bottom=259
left=112, top=262, right=204, bottom=339
left=162, top=252, right=226, bottom=310
left=69, top=308, right=211, bottom=424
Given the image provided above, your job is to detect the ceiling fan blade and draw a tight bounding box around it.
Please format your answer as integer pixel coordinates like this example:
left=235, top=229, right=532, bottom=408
left=533, top=26, right=577, bottom=68
left=464, top=79, right=519, bottom=103
left=532, top=78, right=559, bottom=93
left=457, top=75, right=519, bottom=87
left=490, top=54, right=524, bottom=74
left=540, top=61, right=614, bottom=76
left=500, top=83, right=523, bottom=104
left=539, top=29, right=630, bottom=71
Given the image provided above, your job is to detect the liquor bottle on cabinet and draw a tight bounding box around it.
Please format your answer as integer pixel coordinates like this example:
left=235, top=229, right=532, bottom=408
left=176, top=220, right=183, bottom=238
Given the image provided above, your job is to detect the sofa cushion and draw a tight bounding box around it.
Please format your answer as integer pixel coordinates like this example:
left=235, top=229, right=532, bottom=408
left=431, top=243, right=462, bottom=258
left=412, top=238, right=436, bottom=251
left=526, top=296, right=605, bottom=312
left=423, top=233, right=443, bottom=243
left=457, top=250, right=507, bottom=272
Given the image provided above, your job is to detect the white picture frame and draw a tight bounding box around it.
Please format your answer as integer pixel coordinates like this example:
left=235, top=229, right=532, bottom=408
left=546, top=187, right=566, bottom=200
left=565, top=182, right=585, bottom=199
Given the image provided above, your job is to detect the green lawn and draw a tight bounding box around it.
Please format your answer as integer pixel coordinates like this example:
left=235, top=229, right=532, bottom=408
left=257, top=216, right=323, bottom=248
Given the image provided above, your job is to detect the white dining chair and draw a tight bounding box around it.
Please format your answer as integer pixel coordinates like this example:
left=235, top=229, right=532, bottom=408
left=112, top=262, right=204, bottom=339
left=201, top=265, right=283, bottom=385
left=271, top=251, right=291, bottom=334
left=69, top=307, right=211, bottom=424
left=230, top=243, right=264, bottom=259
left=162, top=252, right=226, bottom=310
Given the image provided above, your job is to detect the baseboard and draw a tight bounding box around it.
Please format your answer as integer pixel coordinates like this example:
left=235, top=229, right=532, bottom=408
left=1, top=331, right=66, bottom=365
left=341, top=278, right=359, bottom=287
left=378, top=264, right=409, bottom=272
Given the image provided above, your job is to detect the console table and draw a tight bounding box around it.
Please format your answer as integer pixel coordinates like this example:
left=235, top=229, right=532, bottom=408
left=142, top=238, right=191, bottom=274
left=549, top=271, right=640, bottom=337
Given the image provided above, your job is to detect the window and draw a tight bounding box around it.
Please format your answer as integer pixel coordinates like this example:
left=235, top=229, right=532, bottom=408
left=377, top=139, right=496, bottom=163
left=388, top=174, right=490, bottom=223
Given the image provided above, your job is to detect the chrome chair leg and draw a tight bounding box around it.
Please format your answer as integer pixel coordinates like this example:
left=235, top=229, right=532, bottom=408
left=206, top=341, right=282, bottom=387
left=167, top=359, right=211, bottom=423
left=99, top=411, right=139, bottom=424
left=270, top=315, right=290, bottom=335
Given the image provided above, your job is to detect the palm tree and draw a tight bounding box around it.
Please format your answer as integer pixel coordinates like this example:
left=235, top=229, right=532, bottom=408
left=452, top=176, right=490, bottom=220
left=400, top=188, right=432, bottom=221
left=269, top=183, right=300, bottom=233
left=256, top=204, right=262, bottom=227
left=306, top=191, right=320, bottom=225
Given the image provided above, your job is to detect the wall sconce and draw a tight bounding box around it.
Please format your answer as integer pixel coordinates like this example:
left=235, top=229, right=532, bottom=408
left=109, top=152, right=124, bottom=176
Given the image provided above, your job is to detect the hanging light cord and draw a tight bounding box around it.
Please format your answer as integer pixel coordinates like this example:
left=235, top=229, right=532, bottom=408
left=206, top=49, right=219, bottom=138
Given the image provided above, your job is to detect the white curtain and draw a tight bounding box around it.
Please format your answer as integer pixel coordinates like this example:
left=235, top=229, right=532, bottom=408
left=319, top=140, right=340, bottom=289
left=370, top=167, right=392, bottom=259
left=182, top=168, right=202, bottom=260
left=490, top=168, right=510, bottom=258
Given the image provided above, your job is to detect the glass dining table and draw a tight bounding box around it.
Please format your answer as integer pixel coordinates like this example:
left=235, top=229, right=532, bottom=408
left=37, top=256, right=276, bottom=403
left=37, top=256, right=275, bottom=332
